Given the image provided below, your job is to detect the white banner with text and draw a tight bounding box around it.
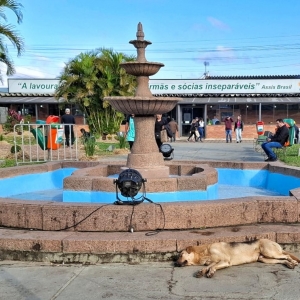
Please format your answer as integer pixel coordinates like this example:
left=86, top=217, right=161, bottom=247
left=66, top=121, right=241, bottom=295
left=7, top=78, right=300, bottom=94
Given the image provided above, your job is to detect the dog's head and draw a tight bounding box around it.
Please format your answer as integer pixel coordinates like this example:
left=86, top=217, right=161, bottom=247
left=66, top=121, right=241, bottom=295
left=174, top=246, right=197, bottom=267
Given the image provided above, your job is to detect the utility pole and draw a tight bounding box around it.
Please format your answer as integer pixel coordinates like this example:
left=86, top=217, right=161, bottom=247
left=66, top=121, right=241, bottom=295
left=204, top=61, right=209, bottom=78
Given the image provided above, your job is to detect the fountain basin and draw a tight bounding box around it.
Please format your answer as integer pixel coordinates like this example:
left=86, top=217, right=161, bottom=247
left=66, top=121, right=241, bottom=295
left=105, top=96, right=180, bottom=115
left=0, top=161, right=300, bottom=232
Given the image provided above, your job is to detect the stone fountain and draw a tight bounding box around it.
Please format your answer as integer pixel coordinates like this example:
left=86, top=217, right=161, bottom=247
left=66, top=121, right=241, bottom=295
left=104, top=22, right=181, bottom=178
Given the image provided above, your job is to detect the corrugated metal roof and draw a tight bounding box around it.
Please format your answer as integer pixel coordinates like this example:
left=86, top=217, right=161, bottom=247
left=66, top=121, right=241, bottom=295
left=153, top=93, right=300, bottom=97
left=0, top=95, right=64, bottom=103
left=205, top=75, right=300, bottom=79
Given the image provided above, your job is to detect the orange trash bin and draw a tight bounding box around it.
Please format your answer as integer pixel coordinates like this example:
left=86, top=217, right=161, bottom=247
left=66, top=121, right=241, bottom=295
left=46, top=115, right=60, bottom=124
left=46, top=115, right=61, bottom=150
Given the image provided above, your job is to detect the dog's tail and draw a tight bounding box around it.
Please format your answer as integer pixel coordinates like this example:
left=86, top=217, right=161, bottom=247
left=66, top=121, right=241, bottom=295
left=283, top=251, right=300, bottom=262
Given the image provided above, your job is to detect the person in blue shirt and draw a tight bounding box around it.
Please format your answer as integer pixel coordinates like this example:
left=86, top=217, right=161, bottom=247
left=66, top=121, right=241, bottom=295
left=125, top=114, right=135, bottom=150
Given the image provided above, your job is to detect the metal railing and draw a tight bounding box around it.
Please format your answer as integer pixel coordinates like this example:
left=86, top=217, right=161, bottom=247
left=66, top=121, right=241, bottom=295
left=13, top=123, right=79, bottom=165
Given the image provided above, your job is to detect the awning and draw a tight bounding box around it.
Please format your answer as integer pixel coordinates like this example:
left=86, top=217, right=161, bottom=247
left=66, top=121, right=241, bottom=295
left=178, top=97, right=300, bottom=104
left=0, top=95, right=299, bottom=105
left=0, top=96, right=64, bottom=104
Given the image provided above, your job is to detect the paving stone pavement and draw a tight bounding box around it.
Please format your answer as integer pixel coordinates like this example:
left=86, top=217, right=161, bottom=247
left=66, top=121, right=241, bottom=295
left=99, top=138, right=267, bottom=163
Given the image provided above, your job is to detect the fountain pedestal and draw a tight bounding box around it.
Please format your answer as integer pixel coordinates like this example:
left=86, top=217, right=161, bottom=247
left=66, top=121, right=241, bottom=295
left=123, top=115, right=170, bottom=178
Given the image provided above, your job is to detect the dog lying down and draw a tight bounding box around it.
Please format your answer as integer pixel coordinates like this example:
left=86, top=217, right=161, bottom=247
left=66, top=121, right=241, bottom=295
left=175, top=239, right=300, bottom=278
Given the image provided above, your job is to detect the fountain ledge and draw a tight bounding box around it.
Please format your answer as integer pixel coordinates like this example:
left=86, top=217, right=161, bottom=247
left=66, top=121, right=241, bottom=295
left=0, top=161, right=300, bottom=233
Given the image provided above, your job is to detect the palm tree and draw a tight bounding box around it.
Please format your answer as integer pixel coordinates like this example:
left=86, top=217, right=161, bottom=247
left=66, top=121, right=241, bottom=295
left=55, top=48, right=136, bottom=135
left=0, top=0, right=24, bottom=76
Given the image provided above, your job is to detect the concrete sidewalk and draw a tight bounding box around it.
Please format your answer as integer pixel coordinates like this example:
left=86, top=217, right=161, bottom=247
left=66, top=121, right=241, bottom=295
left=1, top=256, right=300, bottom=300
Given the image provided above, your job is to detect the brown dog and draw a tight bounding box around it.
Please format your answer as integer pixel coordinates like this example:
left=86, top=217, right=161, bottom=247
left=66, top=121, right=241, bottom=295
left=175, top=239, right=300, bottom=278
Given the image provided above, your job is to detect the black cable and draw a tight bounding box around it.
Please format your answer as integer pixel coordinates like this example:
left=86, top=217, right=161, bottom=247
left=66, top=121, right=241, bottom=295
left=56, top=203, right=112, bottom=231
left=145, top=202, right=166, bottom=236
left=56, top=180, right=166, bottom=235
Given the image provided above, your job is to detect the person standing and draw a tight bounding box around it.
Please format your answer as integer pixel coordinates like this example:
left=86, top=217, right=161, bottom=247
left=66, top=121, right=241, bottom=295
left=223, top=116, right=234, bottom=143
left=295, top=124, right=299, bottom=144
left=155, top=114, right=167, bottom=149
left=198, top=117, right=205, bottom=142
left=212, top=115, right=219, bottom=125
left=61, top=108, right=76, bottom=147
left=125, top=114, right=135, bottom=150
left=261, top=118, right=289, bottom=162
left=234, top=115, right=244, bottom=143
left=168, top=118, right=178, bottom=142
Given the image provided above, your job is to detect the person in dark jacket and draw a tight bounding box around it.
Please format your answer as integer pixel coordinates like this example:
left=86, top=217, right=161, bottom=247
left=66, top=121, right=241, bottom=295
left=155, top=114, right=168, bottom=149
left=61, top=108, right=76, bottom=147
left=295, top=124, right=299, bottom=144
left=80, top=128, right=91, bottom=142
left=187, top=119, right=198, bottom=142
left=261, top=118, right=289, bottom=162
left=223, top=116, right=234, bottom=143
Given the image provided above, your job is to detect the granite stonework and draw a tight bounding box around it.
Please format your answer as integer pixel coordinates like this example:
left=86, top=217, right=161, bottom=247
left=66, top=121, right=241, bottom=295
left=1, top=224, right=300, bottom=263
left=0, top=161, right=300, bottom=233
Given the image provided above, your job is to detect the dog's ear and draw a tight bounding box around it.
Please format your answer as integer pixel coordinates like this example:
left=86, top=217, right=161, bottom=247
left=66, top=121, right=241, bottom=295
left=186, top=246, right=194, bottom=254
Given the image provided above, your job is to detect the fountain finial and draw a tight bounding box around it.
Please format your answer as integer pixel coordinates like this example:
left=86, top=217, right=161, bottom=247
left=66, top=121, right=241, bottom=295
left=137, top=22, right=144, bottom=41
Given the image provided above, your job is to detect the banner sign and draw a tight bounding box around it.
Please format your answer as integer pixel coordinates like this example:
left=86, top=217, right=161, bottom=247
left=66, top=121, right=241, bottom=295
left=8, top=79, right=59, bottom=94
left=7, top=78, right=300, bottom=94
left=149, top=79, right=300, bottom=94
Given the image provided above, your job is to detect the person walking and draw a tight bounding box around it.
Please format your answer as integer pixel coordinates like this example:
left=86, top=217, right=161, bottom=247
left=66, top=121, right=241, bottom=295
left=234, top=115, right=244, bottom=143
left=125, top=114, right=135, bottom=150
left=223, top=116, right=234, bottom=143
left=261, top=118, right=289, bottom=162
left=187, top=119, right=198, bottom=142
left=197, top=117, right=205, bottom=142
left=61, top=108, right=76, bottom=147
left=168, top=118, right=178, bottom=142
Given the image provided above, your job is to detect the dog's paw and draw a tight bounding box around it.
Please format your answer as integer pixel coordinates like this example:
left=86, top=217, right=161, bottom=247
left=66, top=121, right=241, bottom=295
left=286, top=261, right=296, bottom=269
left=206, top=270, right=215, bottom=278
left=292, top=259, right=298, bottom=266
left=195, top=271, right=204, bottom=278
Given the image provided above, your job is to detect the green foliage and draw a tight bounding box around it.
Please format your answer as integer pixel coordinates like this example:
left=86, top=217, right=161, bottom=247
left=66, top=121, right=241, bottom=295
left=55, top=48, right=136, bottom=136
left=3, top=115, right=14, bottom=133
left=0, top=159, right=16, bottom=168
left=22, top=114, right=32, bottom=131
left=10, top=144, right=21, bottom=153
left=83, top=137, right=96, bottom=157
left=115, top=133, right=127, bottom=149
left=0, top=0, right=24, bottom=79
left=0, top=134, right=3, bottom=141
left=276, top=144, right=300, bottom=167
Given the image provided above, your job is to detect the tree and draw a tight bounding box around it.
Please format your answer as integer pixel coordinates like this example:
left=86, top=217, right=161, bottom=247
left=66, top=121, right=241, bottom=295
left=0, top=0, right=24, bottom=77
left=55, top=48, right=136, bottom=135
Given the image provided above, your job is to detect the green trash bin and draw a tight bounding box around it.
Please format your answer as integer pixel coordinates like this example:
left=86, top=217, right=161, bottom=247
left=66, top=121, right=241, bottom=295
left=283, top=118, right=295, bottom=146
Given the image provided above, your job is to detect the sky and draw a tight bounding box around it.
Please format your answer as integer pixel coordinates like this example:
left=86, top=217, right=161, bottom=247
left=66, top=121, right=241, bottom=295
left=1, top=0, right=300, bottom=86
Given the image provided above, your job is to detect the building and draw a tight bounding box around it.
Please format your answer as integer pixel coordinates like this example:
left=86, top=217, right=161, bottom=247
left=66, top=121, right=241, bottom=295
left=1, top=76, right=300, bottom=137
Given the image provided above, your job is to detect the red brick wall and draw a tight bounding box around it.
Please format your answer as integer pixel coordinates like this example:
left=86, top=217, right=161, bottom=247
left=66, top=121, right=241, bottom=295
left=205, top=124, right=276, bottom=140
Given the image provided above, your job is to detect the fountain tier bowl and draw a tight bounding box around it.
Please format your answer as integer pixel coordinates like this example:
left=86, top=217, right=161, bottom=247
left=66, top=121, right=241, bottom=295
left=104, top=96, right=180, bottom=115
left=120, top=62, right=164, bottom=76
